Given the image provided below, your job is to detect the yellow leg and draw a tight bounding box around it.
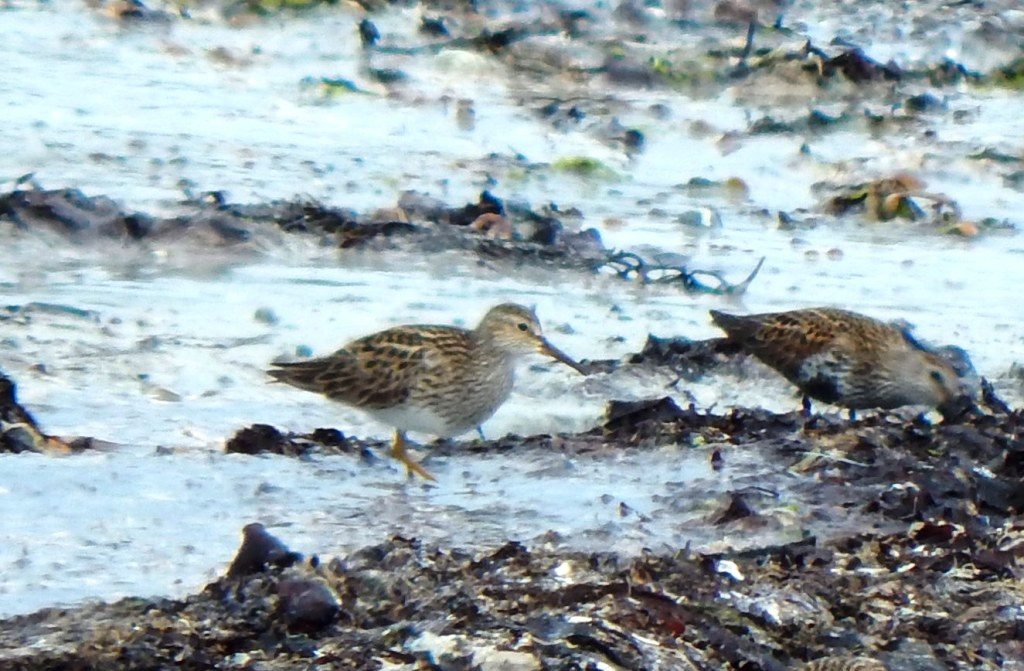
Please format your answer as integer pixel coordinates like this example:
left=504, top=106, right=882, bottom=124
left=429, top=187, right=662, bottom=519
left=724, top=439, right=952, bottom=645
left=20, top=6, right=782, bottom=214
left=389, top=431, right=436, bottom=481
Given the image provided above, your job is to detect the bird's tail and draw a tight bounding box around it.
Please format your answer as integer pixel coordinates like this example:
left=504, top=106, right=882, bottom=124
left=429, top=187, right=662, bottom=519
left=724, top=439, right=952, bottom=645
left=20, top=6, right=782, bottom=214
left=709, top=309, right=752, bottom=339
left=266, top=360, right=327, bottom=393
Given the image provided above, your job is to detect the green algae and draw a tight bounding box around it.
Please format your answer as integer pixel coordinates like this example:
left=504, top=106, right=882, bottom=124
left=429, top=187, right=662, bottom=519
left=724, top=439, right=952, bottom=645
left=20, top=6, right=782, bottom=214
left=551, top=157, right=619, bottom=180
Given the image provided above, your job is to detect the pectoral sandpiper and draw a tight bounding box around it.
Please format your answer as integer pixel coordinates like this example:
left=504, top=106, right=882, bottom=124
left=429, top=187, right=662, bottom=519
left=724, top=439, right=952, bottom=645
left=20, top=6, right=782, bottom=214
left=709, top=307, right=968, bottom=416
left=268, top=303, right=585, bottom=480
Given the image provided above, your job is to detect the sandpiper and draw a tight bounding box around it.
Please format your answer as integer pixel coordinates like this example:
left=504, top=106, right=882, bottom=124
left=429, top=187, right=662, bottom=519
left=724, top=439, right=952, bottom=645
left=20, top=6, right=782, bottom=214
left=268, top=303, right=585, bottom=480
left=709, top=307, right=967, bottom=416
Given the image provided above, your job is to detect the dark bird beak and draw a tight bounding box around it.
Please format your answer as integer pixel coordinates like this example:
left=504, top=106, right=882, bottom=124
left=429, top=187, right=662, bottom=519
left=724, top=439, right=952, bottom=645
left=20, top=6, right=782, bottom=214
left=937, top=393, right=977, bottom=423
left=537, top=339, right=588, bottom=374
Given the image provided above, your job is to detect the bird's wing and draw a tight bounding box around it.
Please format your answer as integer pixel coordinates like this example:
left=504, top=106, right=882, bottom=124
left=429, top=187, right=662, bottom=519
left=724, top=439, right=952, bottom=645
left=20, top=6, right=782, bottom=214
left=268, top=326, right=468, bottom=409
left=713, top=309, right=842, bottom=379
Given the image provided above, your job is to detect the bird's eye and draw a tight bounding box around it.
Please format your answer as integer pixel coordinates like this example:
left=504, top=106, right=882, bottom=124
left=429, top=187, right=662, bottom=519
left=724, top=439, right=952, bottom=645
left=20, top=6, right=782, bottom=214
left=517, top=323, right=529, bottom=332
left=930, top=370, right=945, bottom=383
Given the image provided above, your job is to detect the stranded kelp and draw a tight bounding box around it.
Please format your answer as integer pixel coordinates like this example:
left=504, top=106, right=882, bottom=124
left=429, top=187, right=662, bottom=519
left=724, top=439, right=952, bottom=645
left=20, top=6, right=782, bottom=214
left=816, top=174, right=1005, bottom=236
left=0, top=185, right=762, bottom=296
left=0, top=515, right=1020, bottom=668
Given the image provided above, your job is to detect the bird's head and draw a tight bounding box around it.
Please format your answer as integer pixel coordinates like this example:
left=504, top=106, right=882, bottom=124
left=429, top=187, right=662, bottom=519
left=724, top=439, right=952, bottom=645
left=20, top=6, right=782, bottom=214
left=476, top=303, right=585, bottom=373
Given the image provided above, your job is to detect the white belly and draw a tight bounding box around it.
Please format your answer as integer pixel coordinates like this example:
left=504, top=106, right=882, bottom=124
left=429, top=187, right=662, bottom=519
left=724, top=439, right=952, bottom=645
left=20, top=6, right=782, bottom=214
left=368, top=360, right=516, bottom=438
left=369, top=404, right=468, bottom=438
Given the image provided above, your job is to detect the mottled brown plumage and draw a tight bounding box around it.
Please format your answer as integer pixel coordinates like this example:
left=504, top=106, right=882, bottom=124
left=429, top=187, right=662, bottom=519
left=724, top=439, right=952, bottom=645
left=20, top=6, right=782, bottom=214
left=269, top=303, right=583, bottom=480
left=709, top=307, right=966, bottom=413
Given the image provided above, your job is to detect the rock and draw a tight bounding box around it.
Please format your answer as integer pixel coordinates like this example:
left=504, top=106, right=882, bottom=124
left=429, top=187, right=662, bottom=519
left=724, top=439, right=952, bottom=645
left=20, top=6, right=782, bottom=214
left=226, top=523, right=301, bottom=578
left=277, top=577, right=340, bottom=631
left=472, top=648, right=541, bottom=671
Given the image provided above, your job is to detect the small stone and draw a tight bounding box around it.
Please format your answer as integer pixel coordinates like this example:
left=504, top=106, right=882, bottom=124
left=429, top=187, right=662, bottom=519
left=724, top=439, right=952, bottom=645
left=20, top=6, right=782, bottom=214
left=226, top=523, right=301, bottom=578
left=277, top=578, right=340, bottom=631
left=676, top=208, right=722, bottom=228
left=253, top=307, right=278, bottom=325
left=473, top=648, right=541, bottom=671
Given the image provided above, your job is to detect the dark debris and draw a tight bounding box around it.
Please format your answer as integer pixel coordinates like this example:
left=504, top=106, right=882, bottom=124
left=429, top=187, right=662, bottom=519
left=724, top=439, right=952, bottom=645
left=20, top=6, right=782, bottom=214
left=624, top=333, right=742, bottom=380
left=0, top=369, right=87, bottom=454
left=226, top=522, right=302, bottom=578
left=0, top=186, right=764, bottom=296
left=3, top=511, right=1023, bottom=669
left=225, top=423, right=375, bottom=458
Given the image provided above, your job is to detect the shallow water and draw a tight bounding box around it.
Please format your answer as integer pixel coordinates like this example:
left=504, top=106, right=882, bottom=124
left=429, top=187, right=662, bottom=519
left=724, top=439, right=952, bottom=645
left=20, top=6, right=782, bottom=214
left=1, top=0, right=1022, bottom=617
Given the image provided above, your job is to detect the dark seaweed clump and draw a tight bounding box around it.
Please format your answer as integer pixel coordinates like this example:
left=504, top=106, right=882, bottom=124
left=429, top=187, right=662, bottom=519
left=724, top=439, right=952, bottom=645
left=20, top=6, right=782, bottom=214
left=0, top=185, right=762, bottom=296
left=1, top=513, right=1021, bottom=669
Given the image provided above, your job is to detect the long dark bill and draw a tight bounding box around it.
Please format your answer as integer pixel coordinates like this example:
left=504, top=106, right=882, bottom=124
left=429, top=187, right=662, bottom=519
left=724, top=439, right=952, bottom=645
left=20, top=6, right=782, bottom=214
left=538, top=339, right=588, bottom=374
